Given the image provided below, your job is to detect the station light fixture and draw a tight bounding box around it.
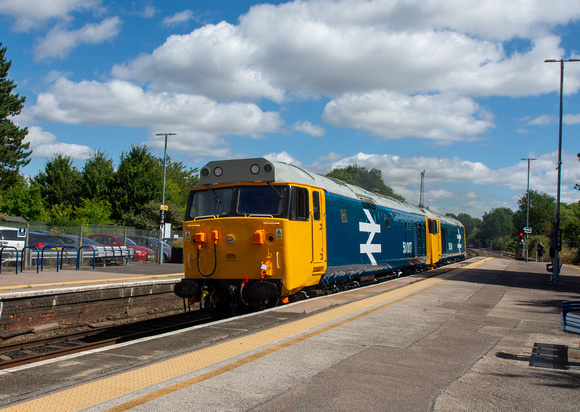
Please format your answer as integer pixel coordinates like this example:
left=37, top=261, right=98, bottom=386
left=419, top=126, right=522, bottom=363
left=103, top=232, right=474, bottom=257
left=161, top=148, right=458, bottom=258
left=543, top=58, right=580, bottom=284
left=156, top=132, right=176, bottom=265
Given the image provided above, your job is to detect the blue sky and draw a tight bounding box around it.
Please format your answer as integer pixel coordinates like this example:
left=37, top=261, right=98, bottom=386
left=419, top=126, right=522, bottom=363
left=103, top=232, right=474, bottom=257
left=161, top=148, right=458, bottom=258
left=1, top=0, right=580, bottom=219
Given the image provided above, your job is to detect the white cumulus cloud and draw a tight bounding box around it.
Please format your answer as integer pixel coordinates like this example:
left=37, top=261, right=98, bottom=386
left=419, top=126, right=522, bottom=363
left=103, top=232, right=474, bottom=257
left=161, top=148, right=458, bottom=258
left=322, top=92, right=494, bottom=142
left=292, top=121, right=325, bottom=137
left=27, top=77, right=283, bottom=157
left=34, top=16, right=122, bottom=60
left=162, top=10, right=196, bottom=27
left=24, top=126, right=93, bottom=159
left=0, top=0, right=101, bottom=32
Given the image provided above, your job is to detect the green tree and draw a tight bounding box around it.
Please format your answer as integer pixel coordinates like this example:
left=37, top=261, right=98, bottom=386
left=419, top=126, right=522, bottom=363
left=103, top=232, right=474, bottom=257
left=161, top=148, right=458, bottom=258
left=513, top=190, right=555, bottom=235
left=81, top=150, right=114, bottom=200
left=480, top=207, right=515, bottom=249
left=163, top=157, right=199, bottom=207
left=326, top=165, right=404, bottom=201
left=112, top=145, right=162, bottom=226
left=455, top=213, right=480, bottom=237
left=48, top=203, right=76, bottom=227
left=121, top=200, right=184, bottom=231
left=561, top=202, right=580, bottom=250
left=74, top=198, right=114, bottom=226
left=34, top=154, right=83, bottom=208
left=0, top=178, right=49, bottom=221
left=160, top=156, right=199, bottom=227
left=452, top=212, right=482, bottom=247
left=0, top=42, right=31, bottom=192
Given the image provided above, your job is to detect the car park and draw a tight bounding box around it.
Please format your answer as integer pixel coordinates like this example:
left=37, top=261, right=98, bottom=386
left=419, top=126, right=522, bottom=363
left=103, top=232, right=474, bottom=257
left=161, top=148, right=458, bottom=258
left=88, top=234, right=154, bottom=262
left=128, top=236, right=172, bottom=262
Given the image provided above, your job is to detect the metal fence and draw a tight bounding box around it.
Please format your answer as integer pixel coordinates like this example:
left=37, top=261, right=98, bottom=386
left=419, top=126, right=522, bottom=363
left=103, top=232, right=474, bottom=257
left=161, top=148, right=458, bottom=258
left=0, top=221, right=182, bottom=241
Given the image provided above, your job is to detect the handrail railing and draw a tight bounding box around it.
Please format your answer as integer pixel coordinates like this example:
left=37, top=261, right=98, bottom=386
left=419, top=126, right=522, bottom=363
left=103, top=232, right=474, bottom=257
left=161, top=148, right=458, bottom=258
left=20, top=246, right=40, bottom=273
left=0, top=246, right=19, bottom=274
left=79, top=246, right=96, bottom=269
left=61, top=246, right=79, bottom=270
left=40, top=246, right=61, bottom=272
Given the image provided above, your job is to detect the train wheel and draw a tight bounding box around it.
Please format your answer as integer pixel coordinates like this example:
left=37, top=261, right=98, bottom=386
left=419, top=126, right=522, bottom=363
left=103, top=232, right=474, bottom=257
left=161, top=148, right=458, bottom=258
left=201, top=289, right=222, bottom=318
left=255, top=298, right=277, bottom=311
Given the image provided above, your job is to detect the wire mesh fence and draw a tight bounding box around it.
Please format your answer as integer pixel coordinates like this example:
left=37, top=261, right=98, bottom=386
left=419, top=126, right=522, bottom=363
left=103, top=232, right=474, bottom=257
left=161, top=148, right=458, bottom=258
left=0, top=221, right=183, bottom=271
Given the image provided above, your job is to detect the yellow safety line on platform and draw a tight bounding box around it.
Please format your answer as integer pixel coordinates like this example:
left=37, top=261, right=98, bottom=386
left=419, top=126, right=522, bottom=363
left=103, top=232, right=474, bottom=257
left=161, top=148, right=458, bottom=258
left=0, top=274, right=184, bottom=291
left=4, top=258, right=493, bottom=412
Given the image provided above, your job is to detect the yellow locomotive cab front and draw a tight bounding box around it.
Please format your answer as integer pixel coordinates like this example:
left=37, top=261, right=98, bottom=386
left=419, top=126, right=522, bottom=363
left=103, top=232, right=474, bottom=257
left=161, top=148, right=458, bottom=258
left=175, top=163, right=327, bottom=310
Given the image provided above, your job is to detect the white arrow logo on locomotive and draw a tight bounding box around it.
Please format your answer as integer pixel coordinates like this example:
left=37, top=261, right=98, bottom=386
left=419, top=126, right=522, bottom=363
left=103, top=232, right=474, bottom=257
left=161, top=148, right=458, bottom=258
left=457, top=229, right=463, bottom=251
left=360, top=209, right=381, bottom=265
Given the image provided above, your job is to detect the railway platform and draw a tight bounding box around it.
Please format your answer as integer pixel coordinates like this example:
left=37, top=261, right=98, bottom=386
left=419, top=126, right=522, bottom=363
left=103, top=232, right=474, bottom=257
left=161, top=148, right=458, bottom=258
left=1, top=257, right=579, bottom=411
left=0, top=261, right=184, bottom=292
left=0, top=262, right=185, bottom=334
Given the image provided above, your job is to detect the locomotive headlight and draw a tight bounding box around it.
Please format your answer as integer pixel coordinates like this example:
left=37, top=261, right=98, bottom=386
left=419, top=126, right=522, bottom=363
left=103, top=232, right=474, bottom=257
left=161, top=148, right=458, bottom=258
left=226, top=234, right=235, bottom=245
left=201, top=167, right=210, bottom=177
left=213, top=167, right=223, bottom=177
left=250, top=164, right=260, bottom=174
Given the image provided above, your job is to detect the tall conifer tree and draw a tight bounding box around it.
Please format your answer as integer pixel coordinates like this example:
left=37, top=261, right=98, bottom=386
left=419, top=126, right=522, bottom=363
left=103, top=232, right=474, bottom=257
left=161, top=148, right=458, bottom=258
left=0, top=42, right=30, bottom=192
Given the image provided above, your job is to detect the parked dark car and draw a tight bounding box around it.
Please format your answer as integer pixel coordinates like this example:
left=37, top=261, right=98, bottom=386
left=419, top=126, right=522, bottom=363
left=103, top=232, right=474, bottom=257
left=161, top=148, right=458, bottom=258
left=54, top=235, right=102, bottom=248
left=128, top=236, right=172, bottom=262
left=28, top=232, right=66, bottom=250
left=55, top=235, right=132, bottom=265
left=88, top=234, right=155, bottom=262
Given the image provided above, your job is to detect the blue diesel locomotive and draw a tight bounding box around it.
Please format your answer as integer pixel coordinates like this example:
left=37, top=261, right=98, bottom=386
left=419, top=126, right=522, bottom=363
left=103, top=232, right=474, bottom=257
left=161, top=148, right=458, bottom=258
left=174, top=158, right=465, bottom=310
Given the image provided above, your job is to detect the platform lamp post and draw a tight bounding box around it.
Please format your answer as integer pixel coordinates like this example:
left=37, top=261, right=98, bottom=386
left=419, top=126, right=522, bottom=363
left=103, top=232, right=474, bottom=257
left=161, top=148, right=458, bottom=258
left=156, top=132, right=176, bottom=264
left=544, top=58, right=580, bottom=285
left=521, top=157, right=536, bottom=262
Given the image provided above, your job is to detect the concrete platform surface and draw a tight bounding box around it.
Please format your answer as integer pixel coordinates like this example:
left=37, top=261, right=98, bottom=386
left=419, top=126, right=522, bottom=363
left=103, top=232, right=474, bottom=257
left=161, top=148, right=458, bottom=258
left=1, top=257, right=580, bottom=411
left=0, top=262, right=184, bottom=295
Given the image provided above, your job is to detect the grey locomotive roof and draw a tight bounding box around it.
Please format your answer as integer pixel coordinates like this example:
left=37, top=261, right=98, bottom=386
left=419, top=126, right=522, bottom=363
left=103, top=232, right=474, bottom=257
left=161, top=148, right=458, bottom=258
left=199, top=158, right=462, bottom=223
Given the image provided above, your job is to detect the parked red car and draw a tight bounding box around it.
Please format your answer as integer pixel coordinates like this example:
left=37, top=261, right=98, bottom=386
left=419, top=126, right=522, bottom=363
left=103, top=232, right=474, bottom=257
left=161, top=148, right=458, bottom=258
left=88, top=234, right=155, bottom=262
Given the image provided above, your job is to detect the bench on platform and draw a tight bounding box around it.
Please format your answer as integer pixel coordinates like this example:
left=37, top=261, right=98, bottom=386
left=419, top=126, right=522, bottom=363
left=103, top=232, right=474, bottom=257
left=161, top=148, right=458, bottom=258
left=561, top=301, right=580, bottom=370
left=561, top=301, right=580, bottom=335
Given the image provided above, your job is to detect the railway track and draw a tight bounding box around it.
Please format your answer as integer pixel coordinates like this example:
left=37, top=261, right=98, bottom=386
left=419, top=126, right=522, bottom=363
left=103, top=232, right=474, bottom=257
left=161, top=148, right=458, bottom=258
left=0, top=311, right=215, bottom=370
left=468, top=248, right=516, bottom=260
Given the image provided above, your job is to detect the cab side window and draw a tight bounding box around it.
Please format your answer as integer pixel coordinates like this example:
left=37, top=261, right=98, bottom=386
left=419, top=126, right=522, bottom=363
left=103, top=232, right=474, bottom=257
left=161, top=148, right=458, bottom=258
left=312, top=191, right=321, bottom=221
left=428, top=219, right=439, bottom=235
left=290, top=187, right=309, bottom=221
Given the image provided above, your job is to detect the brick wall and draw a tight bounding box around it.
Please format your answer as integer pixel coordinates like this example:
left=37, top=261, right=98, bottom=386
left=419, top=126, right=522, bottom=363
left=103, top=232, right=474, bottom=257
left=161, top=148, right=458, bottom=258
left=0, top=282, right=184, bottom=333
